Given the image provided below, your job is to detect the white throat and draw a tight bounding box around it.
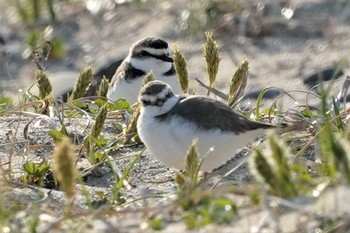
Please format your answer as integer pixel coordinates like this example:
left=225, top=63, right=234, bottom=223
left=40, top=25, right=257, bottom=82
left=130, top=57, right=172, bottom=76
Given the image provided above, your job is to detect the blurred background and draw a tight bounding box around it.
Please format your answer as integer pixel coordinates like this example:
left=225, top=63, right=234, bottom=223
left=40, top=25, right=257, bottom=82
left=0, top=0, right=350, bottom=103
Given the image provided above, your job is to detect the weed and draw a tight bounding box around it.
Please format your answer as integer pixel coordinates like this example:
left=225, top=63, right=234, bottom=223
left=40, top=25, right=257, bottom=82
left=175, top=140, right=238, bottom=229
left=97, top=76, right=109, bottom=98
left=1, top=30, right=350, bottom=232
left=228, top=58, right=249, bottom=107
left=52, top=137, right=77, bottom=217
left=173, top=43, right=189, bottom=93
left=203, top=32, right=220, bottom=96
left=85, top=103, right=108, bottom=163
left=12, top=0, right=57, bottom=22
left=0, top=97, right=13, bottom=112
left=21, top=161, right=50, bottom=186
left=26, top=28, right=65, bottom=61
left=70, top=66, right=94, bottom=101
left=35, top=70, right=52, bottom=114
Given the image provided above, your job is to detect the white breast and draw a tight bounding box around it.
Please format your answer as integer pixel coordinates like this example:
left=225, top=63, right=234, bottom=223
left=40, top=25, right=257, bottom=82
left=107, top=59, right=181, bottom=104
left=137, top=111, right=267, bottom=171
left=107, top=73, right=144, bottom=104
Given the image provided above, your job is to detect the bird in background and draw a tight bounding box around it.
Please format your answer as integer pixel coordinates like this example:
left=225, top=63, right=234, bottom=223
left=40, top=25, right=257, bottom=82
left=107, top=37, right=181, bottom=104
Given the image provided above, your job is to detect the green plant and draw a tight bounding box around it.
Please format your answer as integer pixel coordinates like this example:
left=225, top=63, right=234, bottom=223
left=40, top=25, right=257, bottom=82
left=48, top=37, right=65, bottom=59
left=228, top=58, right=249, bottom=107
left=13, top=0, right=57, bottom=23
left=52, top=137, right=77, bottom=217
left=250, top=133, right=305, bottom=198
left=70, top=66, right=94, bottom=101
left=113, top=148, right=145, bottom=204
left=26, top=29, right=65, bottom=61
left=173, top=43, right=189, bottom=93
left=97, top=76, right=109, bottom=98
left=85, top=103, right=108, bottom=164
left=48, top=129, right=67, bottom=143
left=203, top=32, right=220, bottom=96
left=0, top=97, right=13, bottom=112
left=316, top=86, right=350, bottom=184
left=21, top=161, right=50, bottom=186
left=2, top=30, right=350, bottom=232
left=35, top=69, right=53, bottom=114
left=175, top=140, right=237, bottom=229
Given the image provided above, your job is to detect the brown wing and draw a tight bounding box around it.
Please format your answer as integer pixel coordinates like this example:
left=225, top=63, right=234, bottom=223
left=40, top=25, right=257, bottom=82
left=157, top=96, right=274, bottom=134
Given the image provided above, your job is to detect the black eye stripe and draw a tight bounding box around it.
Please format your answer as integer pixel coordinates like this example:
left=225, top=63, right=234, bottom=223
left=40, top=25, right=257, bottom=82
left=141, top=92, right=173, bottom=107
left=165, top=91, right=173, bottom=99
left=142, top=99, right=151, bottom=106
left=137, top=50, right=172, bottom=62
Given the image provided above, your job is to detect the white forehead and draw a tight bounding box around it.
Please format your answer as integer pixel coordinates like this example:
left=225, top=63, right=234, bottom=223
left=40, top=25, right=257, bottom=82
left=139, top=47, right=170, bottom=56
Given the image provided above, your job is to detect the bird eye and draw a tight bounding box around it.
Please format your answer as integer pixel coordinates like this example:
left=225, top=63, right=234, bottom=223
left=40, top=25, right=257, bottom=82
left=165, top=91, right=173, bottom=99
left=155, top=99, right=165, bottom=107
left=140, top=50, right=148, bottom=56
left=141, top=99, right=151, bottom=105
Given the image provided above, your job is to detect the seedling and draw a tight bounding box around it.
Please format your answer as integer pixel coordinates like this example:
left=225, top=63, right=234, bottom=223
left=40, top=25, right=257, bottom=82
left=21, top=161, right=50, bottom=186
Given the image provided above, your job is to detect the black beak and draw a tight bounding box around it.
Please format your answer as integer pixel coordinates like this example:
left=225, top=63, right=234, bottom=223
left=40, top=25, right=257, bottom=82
left=160, top=54, right=174, bottom=63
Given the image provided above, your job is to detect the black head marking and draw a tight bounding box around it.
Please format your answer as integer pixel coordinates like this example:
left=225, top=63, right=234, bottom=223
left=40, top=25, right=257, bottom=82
left=134, top=50, right=173, bottom=62
left=140, top=81, right=175, bottom=106
left=132, top=37, right=172, bottom=62
left=141, top=80, right=168, bottom=96
left=134, top=37, right=169, bottom=50
left=145, top=37, right=169, bottom=49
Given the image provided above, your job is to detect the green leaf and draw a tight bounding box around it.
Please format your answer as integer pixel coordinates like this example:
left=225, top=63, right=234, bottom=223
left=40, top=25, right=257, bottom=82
left=332, top=96, right=344, bottom=131
left=90, top=152, right=107, bottom=164
left=95, top=191, right=107, bottom=200
left=290, top=163, right=314, bottom=184
left=114, top=98, right=130, bottom=110
left=48, top=129, right=66, bottom=143
left=115, top=148, right=145, bottom=191
left=208, top=198, right=237, bottom=224
left=0, top=97, right=13, bottom=111
left=148, top=215, right=166, bottom=231
left=133, top=133, right=142, bottom=144
left=182, top=212, right=198, bottom=230
left=112, top=122, right=123, bottom=132
left=95, top=136, right=108, bottom=147
left=37, top=163, right=50, bottom=176
left=95, top=98, right=108, bottom=108
left=23, top=162, right=37, bottom=174
left=197, top=207, right=211, bottom=226
left=27, top=30, right=40, bottom=47
left=255, top=86, right=273, bottom=121
left=49, top=37, right=65, bottom=59
left=299, top=107, right=312, bottom=118
left=73, top=101, right=89, bottom=110
left=249, top=192, right=261, bottom=205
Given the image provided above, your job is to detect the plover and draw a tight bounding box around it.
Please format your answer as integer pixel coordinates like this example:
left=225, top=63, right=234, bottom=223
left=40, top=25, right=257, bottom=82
left=137, top=80, right=275, bottom=171
left=107, top=37, right=181, bottom=104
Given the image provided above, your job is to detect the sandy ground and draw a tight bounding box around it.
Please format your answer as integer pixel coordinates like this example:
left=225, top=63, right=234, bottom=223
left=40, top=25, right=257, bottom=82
left=1, top=0, right=350, bottom=102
